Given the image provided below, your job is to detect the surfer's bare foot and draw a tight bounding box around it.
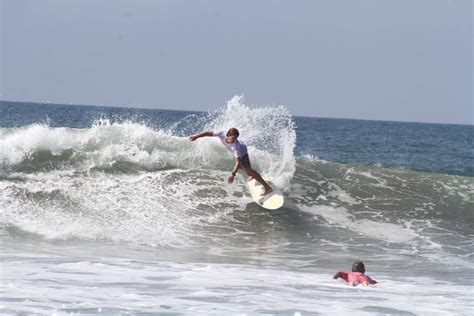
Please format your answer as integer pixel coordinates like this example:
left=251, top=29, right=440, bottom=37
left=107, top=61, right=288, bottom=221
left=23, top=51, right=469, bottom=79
left=247, top=176, right=254, bottom=182
left=260, top=186, right=273, bottom=196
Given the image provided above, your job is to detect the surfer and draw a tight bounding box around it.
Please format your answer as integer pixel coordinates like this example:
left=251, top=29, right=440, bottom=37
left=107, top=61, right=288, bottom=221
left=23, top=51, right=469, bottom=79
left=188, top=128, right=273, bottom=196
left=332, top=260, right=377, bottom=286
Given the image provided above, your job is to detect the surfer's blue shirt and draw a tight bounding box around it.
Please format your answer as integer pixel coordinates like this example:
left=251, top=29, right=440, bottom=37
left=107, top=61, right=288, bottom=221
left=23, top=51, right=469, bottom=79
left=213, top=130, right=248, bottom=157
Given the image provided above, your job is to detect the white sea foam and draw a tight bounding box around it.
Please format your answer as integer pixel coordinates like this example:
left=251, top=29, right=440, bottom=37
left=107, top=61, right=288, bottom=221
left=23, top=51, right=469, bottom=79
left=0, top=168, right=248, bottom=246
left=0, top=121, right=173, bottom=168
left=301, top=204, right=418, bottom=244
left=299, top=153, right=328, bottom=164
left=0, top=124, right=81, bottom=165
left=2, top=252, right=472, bottom=315
left=327, top=182, right=361, bottom=205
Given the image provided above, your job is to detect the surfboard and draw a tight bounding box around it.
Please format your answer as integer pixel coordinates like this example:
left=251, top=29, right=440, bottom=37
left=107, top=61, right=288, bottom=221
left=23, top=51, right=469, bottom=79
left=247, top=179, right=284, bottom=210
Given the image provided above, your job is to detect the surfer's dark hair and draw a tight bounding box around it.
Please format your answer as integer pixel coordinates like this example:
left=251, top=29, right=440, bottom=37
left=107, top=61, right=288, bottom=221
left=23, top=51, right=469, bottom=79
left=227, top=128, right=240, bottom=137
left=352, top=260, right=365, bottom=273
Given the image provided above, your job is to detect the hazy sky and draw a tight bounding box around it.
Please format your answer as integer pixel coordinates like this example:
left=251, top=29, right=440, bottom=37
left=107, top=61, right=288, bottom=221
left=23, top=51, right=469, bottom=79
left=1, top=0, right=472, bottom=124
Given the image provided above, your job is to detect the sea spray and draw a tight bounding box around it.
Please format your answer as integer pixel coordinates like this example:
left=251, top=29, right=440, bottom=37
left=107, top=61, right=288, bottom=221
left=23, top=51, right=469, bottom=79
left=204, top=95, right=296, bottom=188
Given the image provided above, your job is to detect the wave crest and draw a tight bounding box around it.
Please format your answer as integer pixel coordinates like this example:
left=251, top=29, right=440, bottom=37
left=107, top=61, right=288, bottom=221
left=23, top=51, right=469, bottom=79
left=1, top=96, right=297, bottom=187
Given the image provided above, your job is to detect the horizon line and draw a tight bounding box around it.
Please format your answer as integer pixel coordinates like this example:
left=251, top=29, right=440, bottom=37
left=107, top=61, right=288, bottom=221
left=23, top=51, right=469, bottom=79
left=1, top=99, right=472, bottom=127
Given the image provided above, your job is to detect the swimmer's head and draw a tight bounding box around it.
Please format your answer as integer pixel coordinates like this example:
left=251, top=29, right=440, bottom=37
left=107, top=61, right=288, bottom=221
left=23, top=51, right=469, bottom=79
left=352, top=260, right=365, bottom=273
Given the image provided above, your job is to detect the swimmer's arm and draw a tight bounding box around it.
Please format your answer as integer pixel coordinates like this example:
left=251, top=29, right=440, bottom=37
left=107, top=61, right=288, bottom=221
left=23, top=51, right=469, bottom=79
left=188, top=131, right=214, bottom=141
left=361, top=275, right=377, bottom=286
left=333, top=272, right=349, bottom=280
left=366, top=276, right=377, bottom=285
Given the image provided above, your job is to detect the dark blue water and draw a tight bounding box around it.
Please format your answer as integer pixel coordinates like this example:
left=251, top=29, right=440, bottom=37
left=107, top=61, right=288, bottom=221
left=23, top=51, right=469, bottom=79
left=1, top=100, right=472, bottom=176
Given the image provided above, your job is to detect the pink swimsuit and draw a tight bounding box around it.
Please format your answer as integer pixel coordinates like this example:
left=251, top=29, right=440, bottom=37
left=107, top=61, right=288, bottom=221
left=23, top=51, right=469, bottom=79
left=339, top=272, right=377, bottom=285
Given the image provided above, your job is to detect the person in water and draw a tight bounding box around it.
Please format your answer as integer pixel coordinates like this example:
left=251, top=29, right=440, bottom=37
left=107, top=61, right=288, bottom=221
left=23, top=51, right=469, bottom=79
left=333, top=260, right=377, bottom=286
left=188, top=128, right=273, bottom=196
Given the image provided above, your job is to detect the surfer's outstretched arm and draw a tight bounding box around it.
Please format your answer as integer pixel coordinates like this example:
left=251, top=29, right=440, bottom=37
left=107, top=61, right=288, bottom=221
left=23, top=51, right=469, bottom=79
left=188, top=131, right=214, bottom=141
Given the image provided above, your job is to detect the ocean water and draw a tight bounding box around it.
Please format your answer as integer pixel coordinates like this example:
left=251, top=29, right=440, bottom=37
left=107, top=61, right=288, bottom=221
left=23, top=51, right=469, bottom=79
left=1, top=97, right=473, bottom=315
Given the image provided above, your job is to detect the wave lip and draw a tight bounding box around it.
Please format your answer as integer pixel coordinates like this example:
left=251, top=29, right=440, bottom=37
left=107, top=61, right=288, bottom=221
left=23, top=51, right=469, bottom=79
left=0, top=96, right=298, bottom=188
left=0, top=121, right=202, bottom=173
